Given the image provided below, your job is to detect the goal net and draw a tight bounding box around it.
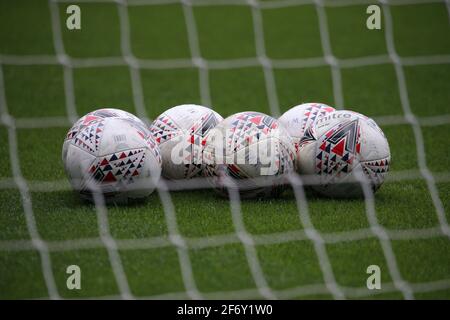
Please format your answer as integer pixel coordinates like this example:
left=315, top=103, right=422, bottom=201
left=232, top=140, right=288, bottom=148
left=0, top=0, right=449, bottom=300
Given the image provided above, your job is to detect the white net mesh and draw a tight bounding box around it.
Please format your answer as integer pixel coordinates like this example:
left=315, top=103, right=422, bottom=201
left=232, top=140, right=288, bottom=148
left=0, top=0, right=449, bottom=299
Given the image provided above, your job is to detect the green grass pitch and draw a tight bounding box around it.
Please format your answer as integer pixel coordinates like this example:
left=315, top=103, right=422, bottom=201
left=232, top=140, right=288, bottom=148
left=0, top=0, right=450, bottom=299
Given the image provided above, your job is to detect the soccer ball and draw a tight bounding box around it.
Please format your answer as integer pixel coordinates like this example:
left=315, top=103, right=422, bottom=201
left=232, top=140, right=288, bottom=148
left=203, top=111, right=295, bottom=199
left=298, top=110, right=390, bottom=197
left=62, top=108, right=148, bottom=164
left=63, top=117, right=162, bottom=202
left=150, top=104, right=223, bottom=180
left=278, top=102, right=335, bottom=171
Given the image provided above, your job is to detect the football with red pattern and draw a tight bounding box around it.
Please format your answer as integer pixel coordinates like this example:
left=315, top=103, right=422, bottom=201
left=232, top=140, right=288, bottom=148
left=63, top=117, right=161, bottom=203
left=298, top=110, right=390, bottom=197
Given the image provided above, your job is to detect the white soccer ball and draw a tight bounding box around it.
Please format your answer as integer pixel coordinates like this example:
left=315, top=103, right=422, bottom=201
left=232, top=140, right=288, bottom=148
left=150, top=104, right=223, bottom=180
left=203, top=111, right=295, bottom=199
left=298, top=110, right=390, bottom=197
left=63, top=117, right=162, bottom=202
left=278, top=102, right=335, bottom=171
left=62, top=108, right=148, bottom=164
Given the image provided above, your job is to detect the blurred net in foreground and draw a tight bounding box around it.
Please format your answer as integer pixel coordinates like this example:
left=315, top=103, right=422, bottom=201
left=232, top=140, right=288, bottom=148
left=0, top=0, right=449, bottom=299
